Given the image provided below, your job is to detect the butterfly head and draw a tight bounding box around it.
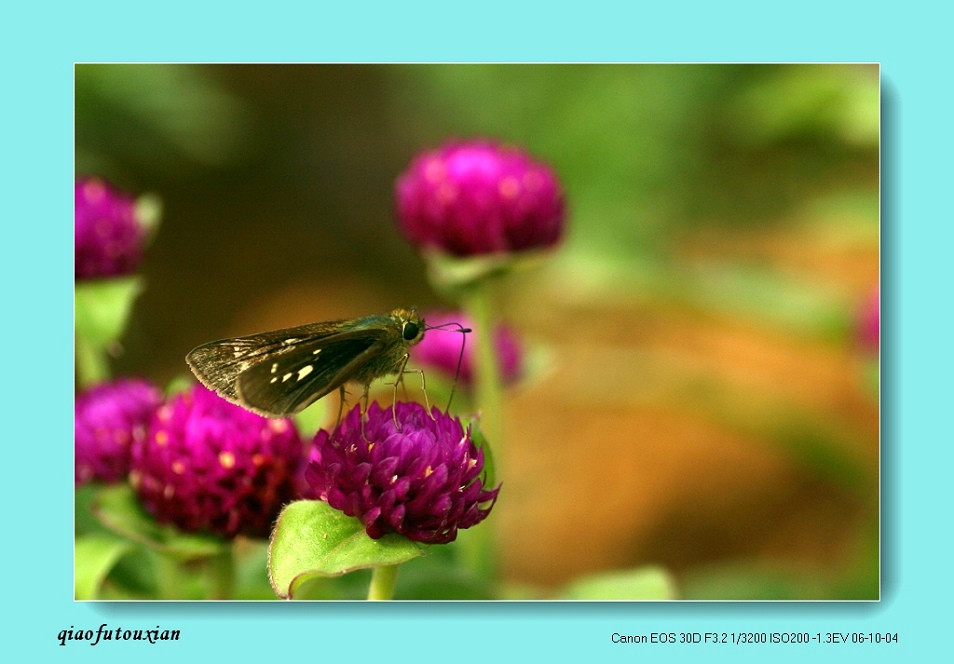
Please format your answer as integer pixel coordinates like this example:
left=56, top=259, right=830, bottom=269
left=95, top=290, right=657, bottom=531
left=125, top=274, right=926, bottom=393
left=390, top=308, right=426, bottom=345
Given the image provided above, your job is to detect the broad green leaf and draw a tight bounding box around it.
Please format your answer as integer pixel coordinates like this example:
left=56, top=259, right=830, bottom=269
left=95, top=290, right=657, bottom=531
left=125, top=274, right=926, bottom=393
left=268, top=500, right=424, bottom=599
left=91, top=484, right=226, bottom=560
left=74, top=276, right=144, bottom=347
left=75, top=276, right=144, bottom=386
left=560, top=566, right=678, bottom=600
left=75, top=535, right=135, bottom=599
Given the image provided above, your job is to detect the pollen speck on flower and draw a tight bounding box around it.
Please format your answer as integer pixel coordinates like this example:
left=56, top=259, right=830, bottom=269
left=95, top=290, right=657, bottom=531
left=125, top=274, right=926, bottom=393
left=269, top=419, right=288, bottom=434
left=155, top=430, right=169, bottom=446
left=499, top=176, right=520, bottom=199
left=163, top=484, right=175, bottom=499
left=171, top=460, right=186, bottom=474
left=157, top=405, right=173, bottom=423
left=424, top=159, right=445, bottom=182
left=252, top=453, right=265, bottom=466
left=219, top=451, right=236, bottom=469
left=424, top=466, right=433, bottom=478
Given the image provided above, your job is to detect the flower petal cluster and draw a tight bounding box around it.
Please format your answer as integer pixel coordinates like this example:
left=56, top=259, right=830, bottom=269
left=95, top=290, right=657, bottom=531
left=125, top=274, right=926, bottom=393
left=395, top=140, right=565, bottom=256
left=75, top=178, right=148, bottom=279
left=130, top=385, right=304, bottom=539
left=75, top=378, right=163, bottom=485
left=304, top=402, right=499, bottom=544
left=414, top=311, right=522, bottom=388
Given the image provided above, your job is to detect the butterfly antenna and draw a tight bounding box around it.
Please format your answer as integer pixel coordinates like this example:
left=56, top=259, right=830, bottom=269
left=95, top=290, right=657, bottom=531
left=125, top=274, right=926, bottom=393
left=425, top=321, right=472, bottom=413
left=447, top=327, right=470, bottom=412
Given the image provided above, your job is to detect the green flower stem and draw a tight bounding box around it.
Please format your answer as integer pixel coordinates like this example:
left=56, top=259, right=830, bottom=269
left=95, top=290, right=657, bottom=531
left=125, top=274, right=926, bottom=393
left=208, top=547, right=236, bottom=600
left=462, top=278, right=505, bottom=456
left=367, top=564, right=400, bottom=600
left=459, top=278, right=503, bottom=581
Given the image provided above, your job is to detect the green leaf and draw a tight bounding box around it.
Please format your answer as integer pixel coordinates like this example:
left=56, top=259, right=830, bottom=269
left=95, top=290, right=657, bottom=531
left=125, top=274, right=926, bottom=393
left=91, top=484, right=227, bottom=560
left=75, top=276, right=144, bottom=386
left=75, top=535, right=135, bottom=599
left=74, top=276, right=144, bottom=347
left=268, top=500, right=425, bottom=599
left=560, top=566, right=678, bottom=600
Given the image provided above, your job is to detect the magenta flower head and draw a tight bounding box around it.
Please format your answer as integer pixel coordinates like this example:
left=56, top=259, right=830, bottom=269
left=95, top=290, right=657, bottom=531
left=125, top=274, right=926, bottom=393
left=304, top=402, right=499, bottom=544
left=395, top=140, right=565, bottom=257
left=75, top=378, right=163, bottom=485
left=413, top=311, right=522, bottom=388
left=75, top=177, right=149, bottom=280
left=130, top=385, right=304, bottom=539
left=857, top=287, right=879, bottom=353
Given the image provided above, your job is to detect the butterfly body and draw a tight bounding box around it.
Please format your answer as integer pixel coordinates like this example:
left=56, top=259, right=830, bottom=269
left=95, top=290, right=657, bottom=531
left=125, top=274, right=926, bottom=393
left=186, top=308, right=425, bottom=418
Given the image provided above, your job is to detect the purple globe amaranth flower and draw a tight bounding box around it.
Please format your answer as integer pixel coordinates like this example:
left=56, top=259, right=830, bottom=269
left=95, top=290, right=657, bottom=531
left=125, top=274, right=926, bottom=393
left=75, top=378, right=163, bottom=485
left=304, top=401, right=500, bottom=545
left=75, top=177, right=149, bottom=280
left=413, top=311, right=522, bottom=388
left=395, top=140, right=566, bottom=257
left=130, top=385, right=304, bottom=539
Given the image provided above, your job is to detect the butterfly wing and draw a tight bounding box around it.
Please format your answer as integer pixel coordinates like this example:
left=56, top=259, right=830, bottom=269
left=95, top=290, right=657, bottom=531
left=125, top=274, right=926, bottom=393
left=185, top=321, right=346, bottom=402
left=235, top=332, right=389, bottom=416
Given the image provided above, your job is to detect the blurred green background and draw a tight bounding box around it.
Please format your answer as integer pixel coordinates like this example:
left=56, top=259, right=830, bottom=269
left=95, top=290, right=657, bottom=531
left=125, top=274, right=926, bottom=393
left=76, top=63, right=879, bottom=599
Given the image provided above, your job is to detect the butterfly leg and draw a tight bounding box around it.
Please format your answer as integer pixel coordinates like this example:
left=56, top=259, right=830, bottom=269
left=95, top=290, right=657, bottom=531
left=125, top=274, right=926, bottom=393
left=389, top=354, right=409, bottom=429
left=359, top=383, right=371, bottom=440
left=388, top=354, right=432, bottom=428
left=330, top=385, right=347, bottom=438
left=400, top=368, right=430, bottom=416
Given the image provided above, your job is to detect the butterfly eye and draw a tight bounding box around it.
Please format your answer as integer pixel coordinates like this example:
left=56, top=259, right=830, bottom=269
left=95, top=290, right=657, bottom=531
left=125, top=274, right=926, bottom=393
left=402, top=321, right=420, bottom=341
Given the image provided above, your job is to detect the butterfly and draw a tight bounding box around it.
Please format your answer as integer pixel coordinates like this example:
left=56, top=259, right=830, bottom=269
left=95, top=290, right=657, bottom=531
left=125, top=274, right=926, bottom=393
left=186, top=308, right=466, bottom=419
